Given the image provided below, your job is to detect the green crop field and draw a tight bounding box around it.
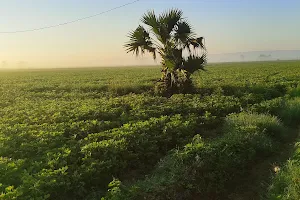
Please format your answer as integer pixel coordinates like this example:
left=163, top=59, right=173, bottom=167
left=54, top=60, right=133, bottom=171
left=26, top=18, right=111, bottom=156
left=0, top=61, right=300, bottom=200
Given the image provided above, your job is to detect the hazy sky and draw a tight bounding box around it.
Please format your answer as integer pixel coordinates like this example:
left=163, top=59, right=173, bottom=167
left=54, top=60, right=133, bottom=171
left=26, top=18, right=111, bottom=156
left=0, top=0, right=299, bottom=67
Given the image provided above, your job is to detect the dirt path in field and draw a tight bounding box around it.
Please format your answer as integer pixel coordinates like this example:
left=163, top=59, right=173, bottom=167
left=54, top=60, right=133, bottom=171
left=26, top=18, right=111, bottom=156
left=227, top=130, right=299, bottom=200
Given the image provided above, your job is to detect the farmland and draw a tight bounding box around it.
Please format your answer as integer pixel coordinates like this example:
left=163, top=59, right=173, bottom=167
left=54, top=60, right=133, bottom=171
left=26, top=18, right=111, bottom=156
left=0, top=61, right=300, bottom=199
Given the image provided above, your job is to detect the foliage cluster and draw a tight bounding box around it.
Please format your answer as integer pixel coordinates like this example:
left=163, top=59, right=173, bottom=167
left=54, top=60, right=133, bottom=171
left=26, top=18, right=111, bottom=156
left=0, top=61, right=300, bottom=199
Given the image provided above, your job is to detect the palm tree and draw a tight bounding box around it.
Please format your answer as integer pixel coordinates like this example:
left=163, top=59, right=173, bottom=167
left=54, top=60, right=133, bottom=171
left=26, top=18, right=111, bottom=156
left=125, top=9, right=207, bottom=96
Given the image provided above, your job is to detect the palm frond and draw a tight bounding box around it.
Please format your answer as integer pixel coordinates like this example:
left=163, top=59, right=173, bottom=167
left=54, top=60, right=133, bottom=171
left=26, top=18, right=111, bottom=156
left=188, top=37, right=206, bottom=50
left=162, top=46, right=183, bottom=70
left=196, top=37, right=206, bottom=50
left=174, top=21, right=195, bottom=50
left=174, top=21, right=193, bottom=41
left=124, top=25, right=156, bottom=58
left=162, top=57, right=176, bottom=71
left=182, top=54, right=207, bottom=74
left=159, top=9, right=183, bottom=35
left=141, top=10, right=163, bottom=43
left=142, top=11, right=159, bottom=33
left=144, top=45, right=157, bottom=59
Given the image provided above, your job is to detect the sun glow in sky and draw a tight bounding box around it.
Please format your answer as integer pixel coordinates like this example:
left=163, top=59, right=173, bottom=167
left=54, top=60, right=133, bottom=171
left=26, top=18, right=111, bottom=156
left=0, top=0, right=299, bottom=68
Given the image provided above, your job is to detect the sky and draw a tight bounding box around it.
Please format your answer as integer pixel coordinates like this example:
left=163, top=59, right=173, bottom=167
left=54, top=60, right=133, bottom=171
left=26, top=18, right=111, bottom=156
left=0, top=0, right=299, bottom=68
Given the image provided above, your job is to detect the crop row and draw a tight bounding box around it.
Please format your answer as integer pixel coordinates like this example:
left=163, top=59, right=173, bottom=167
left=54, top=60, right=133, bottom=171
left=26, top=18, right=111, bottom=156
left=267, top=137, right=300, bottom=200
left=103, top=97, right=300, bottom=200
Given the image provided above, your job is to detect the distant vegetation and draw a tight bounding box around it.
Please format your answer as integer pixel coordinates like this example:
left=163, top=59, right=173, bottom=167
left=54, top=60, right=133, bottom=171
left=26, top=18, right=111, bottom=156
left=0, top=61, right=299, bottom=199
left=209, top=50, right=300, bottom=63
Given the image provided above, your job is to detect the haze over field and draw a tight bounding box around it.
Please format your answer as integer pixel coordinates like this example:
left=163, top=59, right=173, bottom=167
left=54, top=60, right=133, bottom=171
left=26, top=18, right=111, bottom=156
left=1, top=0, right=300, bottom=68
left=209, top=50, right=300, bottom=63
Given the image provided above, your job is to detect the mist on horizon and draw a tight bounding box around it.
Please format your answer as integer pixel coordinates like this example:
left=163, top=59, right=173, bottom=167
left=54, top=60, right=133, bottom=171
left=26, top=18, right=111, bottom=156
left=1, top=0, right=299, bottom=68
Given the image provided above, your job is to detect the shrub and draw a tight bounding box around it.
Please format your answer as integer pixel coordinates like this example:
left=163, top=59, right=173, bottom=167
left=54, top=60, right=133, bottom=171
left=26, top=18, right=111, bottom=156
left=80, top=114, right=200, bottom=194
left=250, top=97, right=286, bottom=116
left=268, top=141, right=300, bottom=200
left=288, top=86, right=300, bottom=98
left=103, top=113, right=286, bottom=200
left=279, top=97, right=300, bottom=127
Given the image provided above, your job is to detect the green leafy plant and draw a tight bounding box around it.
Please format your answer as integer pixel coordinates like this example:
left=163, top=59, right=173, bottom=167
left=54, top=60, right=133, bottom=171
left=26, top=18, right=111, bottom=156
left=268, top=141, right=300, bottom=200
left=0, top=61, right=300, bottom=199
left=125, top=9, right=207, bottom=96
left=103, top=112, right=286, bottom=200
